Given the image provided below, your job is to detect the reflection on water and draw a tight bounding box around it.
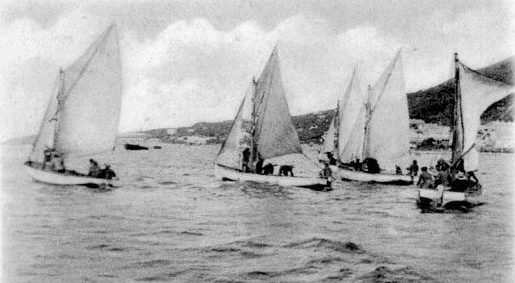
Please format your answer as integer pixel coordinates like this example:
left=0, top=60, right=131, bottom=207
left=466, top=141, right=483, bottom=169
left=2, top=144, right=513, bottom=282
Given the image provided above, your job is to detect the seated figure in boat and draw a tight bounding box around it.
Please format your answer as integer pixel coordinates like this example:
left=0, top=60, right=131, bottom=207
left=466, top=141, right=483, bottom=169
left=348, top=158, right=361, bottom=171
left=362, top=158, right=380, bottom=174
left=262, top=163, right=275, bottom=175
left=255, top=156, right=264, bottom=175
left=50, top=152, right=66, bottom=173
left=406, top=160, right=419, bottom=177
left=395, top=166, right=402, bottom=175
left=417, top=167, right=434, bottom=188
left=278, top=165, right=294, bottom=177
left=99, top=164, right=117, bottom=180
left=88, top=159, right=102, bottom=177
left=241, top=147, right=251, bottom=172
left=434, top=162, right=451, bottom=187
left=42, top=148, right=54, bottom=170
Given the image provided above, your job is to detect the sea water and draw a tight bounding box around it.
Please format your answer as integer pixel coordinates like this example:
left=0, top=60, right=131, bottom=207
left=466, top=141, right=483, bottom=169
left=2, top=144, right=513, bottom=282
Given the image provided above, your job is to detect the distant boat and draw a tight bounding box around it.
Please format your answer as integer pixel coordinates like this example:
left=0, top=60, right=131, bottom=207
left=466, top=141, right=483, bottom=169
left=124, top=143, right=149, bottom=150
left=321, top=50, right=413, bottom=185
left=24, top=24, right=122, bottom=187
left=214, top=47, right=329, bottom=189
left=417, top=53, right=514, bottom=210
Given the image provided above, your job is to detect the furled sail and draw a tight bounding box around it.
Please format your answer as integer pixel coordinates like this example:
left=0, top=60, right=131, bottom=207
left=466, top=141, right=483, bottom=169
left=364, top=50, right=410, bottom=171
left=337, top=66, right=367, bottom=163
left=55, top=24, right=122, bottom=158
left=253, top=47, right=303, bottom=159
left=452, top=58, right=514, bottom=172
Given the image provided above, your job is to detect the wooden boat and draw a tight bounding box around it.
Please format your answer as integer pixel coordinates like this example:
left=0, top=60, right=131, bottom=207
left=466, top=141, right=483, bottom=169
left=214, top=47, right=330, bottom=189
left=321, top=51, right=413, bottom=185
left=215, top=164, right=328, bottom=190
left=124, top=143, right=149, bottom=150
left=24, top=24, right=123, bottom=188
left=417, top=53, right=513, bottom=210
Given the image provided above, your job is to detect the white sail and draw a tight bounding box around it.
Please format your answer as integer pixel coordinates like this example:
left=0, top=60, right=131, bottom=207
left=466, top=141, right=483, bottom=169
left=365, top=50, right=410, bottom=171
left=337, top=66, right=367, bottom=163
left=215, top=84, right=254, bottom=168
left=319, top=115, right=336, bottom=159
left=29, top=76, right=60, bottom=163
left=456, top=61, right=514, bottom=172
left=55, top=24, right=122, bottom=158
left=253, top=47, right=303, bottom=159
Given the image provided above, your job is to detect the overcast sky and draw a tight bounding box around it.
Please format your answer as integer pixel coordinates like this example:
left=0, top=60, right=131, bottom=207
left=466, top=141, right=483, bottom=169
left=1, top=0, right=514, bottom=141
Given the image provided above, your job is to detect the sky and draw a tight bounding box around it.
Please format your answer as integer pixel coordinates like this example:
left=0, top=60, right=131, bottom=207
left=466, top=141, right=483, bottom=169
left=1, top=0, right=514, bottom=141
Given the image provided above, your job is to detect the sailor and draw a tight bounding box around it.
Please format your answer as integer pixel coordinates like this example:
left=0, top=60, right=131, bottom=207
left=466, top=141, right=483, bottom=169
left=279, top=165, right=294, bottom=176
left=88, top=159, right=101, bottom=177
left=50, top=152, right=65, bottom=173
left=255, top=156, right=264, bottom=175
left=353, top=158, right=361, bottom=171
left=434, top=165, right=451, bottom=187
left=407, top=160, right=419, bottom=177
left=241, top=147, right=251, bottom=172
left=43, top=148, right=53, bottom=169
left=101, top=164, right=117, bottom=180
left=417, top=167, right=434, bottom=188
left=320, top=162, right=333, bottom=187
left=395, top=166, right=402, bottom=175
left=363, top=158, right=380, bottom=174
left=262, top=163, right=274, bottom=175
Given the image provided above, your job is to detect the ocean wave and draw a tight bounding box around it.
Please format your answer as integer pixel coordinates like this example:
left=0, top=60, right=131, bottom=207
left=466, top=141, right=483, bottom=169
left=283, top=237, right=364, bottom=254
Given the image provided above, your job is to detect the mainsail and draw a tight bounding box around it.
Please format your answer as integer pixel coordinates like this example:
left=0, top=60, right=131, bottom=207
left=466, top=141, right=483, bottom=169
left=337, top=66, right=367, bottom=163
left=365, top=50, right=410, bottom=171
left=216, top=47, right=303, bottom=168
left=253, top=47, right=302, bottom=159
left=452, top=55, right=514, bottom=172
left=29, top=24, right=122, bottom=162
left=55, top=24, right=122, bottom=158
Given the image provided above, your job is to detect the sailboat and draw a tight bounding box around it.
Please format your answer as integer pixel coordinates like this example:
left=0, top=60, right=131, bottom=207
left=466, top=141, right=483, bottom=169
left=24, top=24, right=122, bottom=187
left=417, top=53, right=514, bottom=209
left=214, top=47, right=329, bottom=189
left=321, top=50, right=413, bottom=184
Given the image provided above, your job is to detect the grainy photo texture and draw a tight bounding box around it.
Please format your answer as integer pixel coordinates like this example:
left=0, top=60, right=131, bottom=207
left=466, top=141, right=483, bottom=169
left=1, top=0, right=514, bottom=282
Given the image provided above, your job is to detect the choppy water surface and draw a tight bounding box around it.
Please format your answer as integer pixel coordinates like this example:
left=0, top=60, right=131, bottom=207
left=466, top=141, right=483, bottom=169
left=2, top=144, right=514, bottom=282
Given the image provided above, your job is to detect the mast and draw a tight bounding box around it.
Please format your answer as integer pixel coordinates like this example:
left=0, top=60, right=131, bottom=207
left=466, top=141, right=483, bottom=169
left=250, top=76, right=258, bottom=164
left=334, top=100, right=339, bottom=158
left=53, top=68, right=65, bottom=151
left=361, top=85, right=372, bottom=160
left=451, top=52, right=463, bottom=164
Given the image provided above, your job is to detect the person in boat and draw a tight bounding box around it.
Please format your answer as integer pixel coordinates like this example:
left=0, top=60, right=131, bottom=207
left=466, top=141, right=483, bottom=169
left=42, top=148, right=53, bottom=169
left=407, top=160, right=419, bottom=177
left=395, top=166, right=402, bottom=175
left=448, top=171, right=468, bottom=192
left=434, top=164, right=451, bottom=187
left=350, top=158, right=361, bottom=171
left=241, top=147, right=251, bottom=172
left=319, top=162, right=333, bottom=186
left=325, top=152, right=337, bottom=165
left=436, top=159, right=450, bottom=172
left=99, top=164, right=116, bottom=180
left=279, top=165, right=294, bottom=176
left=363, top=158, right=380, bottom=174
left=417, top=166, right=434, bottom=188
left=255, top=156, right=264, bottom=175
left=262, top=163, right=274, bottom=175
left=88, top=159, right=101, bottom=177
left=467, top=171, right=479, bottom=185
left=50, top=152, right=65, bottom=173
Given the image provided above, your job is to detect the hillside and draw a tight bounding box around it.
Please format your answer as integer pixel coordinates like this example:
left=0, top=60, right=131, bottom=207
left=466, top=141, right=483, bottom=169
left=5, top=57, right=513, bottom=145
left=408, top=57, right=514, bottom=125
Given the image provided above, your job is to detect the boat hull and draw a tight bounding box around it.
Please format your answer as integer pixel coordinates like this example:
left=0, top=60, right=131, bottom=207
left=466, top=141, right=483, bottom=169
left=25, top=164, right=118, bottom=188
left=417, top=185, right=482, bottom=211
left=334, top=166, right=413, bottom=185
left=214, top=164, right=329, bottom=190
